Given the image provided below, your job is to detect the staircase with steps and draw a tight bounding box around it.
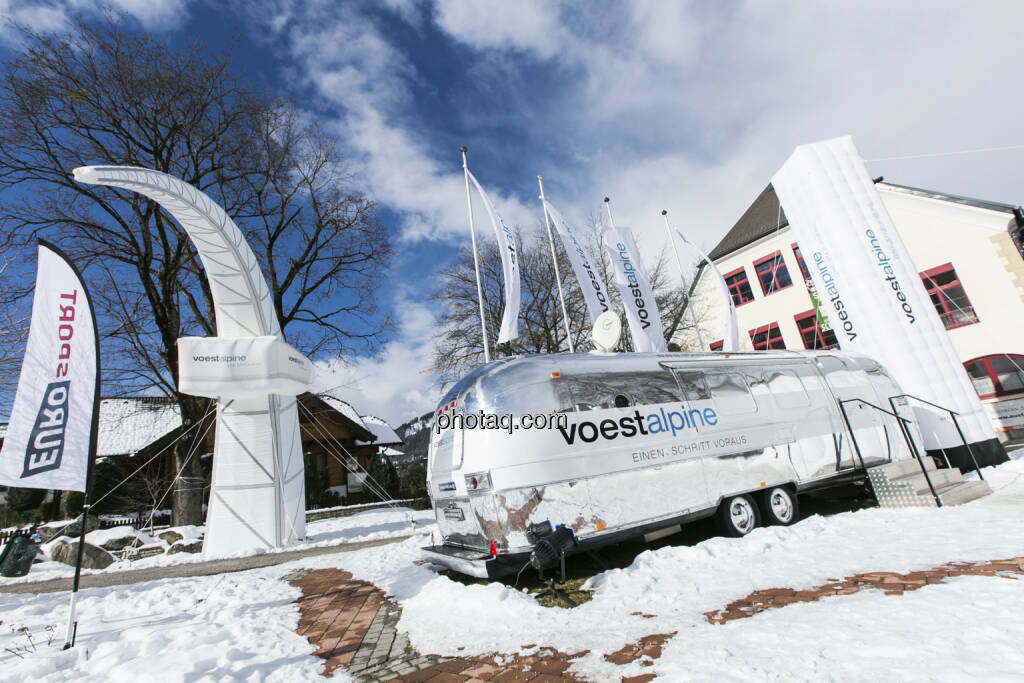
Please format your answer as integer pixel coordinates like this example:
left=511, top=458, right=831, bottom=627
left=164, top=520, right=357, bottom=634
left=867, top=456, right=992, bottom=508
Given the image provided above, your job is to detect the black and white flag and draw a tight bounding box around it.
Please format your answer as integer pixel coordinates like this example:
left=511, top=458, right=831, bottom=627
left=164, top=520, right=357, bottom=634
left=602, top=226, right=667, bottom=353
left=542, top=199, right=611, bottom=324
left=0, top=241, right=99, bottom=492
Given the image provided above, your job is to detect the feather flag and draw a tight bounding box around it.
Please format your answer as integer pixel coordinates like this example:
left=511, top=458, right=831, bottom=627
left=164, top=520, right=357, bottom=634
left=465, top=169, right=520, bottom=344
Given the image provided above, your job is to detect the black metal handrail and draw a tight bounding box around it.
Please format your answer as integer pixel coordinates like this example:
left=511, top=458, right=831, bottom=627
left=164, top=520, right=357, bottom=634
left=838, top=397, right=942, bottom=507
left=888, top=394, right=984, bottom=481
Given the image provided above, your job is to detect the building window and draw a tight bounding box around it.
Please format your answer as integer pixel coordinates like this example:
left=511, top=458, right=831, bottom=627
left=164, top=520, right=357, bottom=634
left=793, top=310, right=839, bottom=350
left=964, top=355, right=1024, bottom=399
left=919, top=263, right=978, bottom=329
left=753, top=251, right=793, bottom=296
left=749, top=322, right=785, bottom=350
left=723, top=267, right=755, bottom=307
left=710, top=339, right=723, bottom=351
left=791, top=243, right=811, bottom=281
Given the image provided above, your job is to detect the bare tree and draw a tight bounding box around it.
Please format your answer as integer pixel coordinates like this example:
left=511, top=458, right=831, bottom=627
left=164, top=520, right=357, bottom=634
left=0, top=16, right=392, bottom=524
left=432, top=221, right=704, bottom=383
left=0, top=258, right=29, bottom=392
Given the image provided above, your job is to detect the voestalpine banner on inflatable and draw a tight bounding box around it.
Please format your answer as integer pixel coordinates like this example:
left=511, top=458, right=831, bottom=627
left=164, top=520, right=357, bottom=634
left=771, top=136, right=1001, bottom=461
left=466, top=169, right=520, bottom=343
left=178, top=336, right=314, bottom=398
left=602, top=226, right=667, bottom=353
left=673, top=228, right=738, bottom=352
left=0, top=242, right=98, bottom=491
left=73, top=166, right=312, bottom=557
left=542, top=199, right=611, bottom=324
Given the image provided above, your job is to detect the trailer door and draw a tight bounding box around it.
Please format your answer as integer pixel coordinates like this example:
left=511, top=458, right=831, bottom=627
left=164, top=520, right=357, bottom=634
left=815, top=355, right=890, bottom=469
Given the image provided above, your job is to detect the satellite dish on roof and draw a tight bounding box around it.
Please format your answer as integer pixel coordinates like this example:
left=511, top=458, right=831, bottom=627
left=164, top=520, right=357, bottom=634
left=591, top=311, right=621, bottom=353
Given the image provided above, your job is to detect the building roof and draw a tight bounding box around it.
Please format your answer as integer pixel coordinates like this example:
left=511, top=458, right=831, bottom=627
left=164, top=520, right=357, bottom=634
left=5, top=393, right=381, bottom=456
left=358, top=415, right=403, bottom=446
left=877, top=181, right=1021, bottom=215
left=708, top=180, right=1022, bottom=262
left=708, top=184, right=788, bottom=261
left=303, top=393, right=376, bottom=442
left=96, top=397, right=183, bottom=458
left=317, top=394, right=367, bottom=429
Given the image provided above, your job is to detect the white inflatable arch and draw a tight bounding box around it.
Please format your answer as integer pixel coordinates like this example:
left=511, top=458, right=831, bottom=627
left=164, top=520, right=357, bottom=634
left=73, top=166, right=307, bottom=556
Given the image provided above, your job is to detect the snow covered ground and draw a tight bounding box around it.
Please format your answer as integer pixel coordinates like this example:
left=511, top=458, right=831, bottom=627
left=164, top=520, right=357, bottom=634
left=2, top=454, right=1023, bottom=681
left=0, top=505, right=431, bottom=586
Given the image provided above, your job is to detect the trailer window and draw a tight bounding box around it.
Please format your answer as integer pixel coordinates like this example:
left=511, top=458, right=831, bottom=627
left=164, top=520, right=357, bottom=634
left=706, top=371, right=757, bottom=414
left=430, top=424, right=461, bottom=471
left=482, top=381, right=560, bottom=416
left=556, top=371, right=681, bottom=411
left=765, top=369, right=810, bottom=409
left=672, top=370, right=711, bottom=402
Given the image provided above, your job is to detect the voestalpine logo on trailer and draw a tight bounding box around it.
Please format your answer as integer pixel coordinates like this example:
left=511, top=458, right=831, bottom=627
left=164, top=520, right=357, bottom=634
left=557, top=403, right=719, bottom=445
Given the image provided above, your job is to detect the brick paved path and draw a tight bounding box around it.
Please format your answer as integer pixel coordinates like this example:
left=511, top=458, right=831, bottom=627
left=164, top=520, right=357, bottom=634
left=704, top=555, right=1024, bottom=624
left=292, top=569, right=589, bottom=681
left=293, top=557, right=1024, bottom=681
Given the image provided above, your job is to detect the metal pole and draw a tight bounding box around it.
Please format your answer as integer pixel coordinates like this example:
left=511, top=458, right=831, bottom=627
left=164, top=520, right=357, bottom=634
left=461, top=146, right=490, bottom=363
left=837, top=400, right=867, bottom=470
left=537, top=176, right=574, bottom=353
left=603, top=196, right=615, bottom=229
left=950, top=413, right=984, bottom=481
left=661, top=210, right=705, bottom=350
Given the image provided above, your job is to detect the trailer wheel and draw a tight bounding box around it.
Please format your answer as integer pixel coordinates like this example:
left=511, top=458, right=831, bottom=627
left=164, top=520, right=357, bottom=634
left=716, top=494, right=760, bottom=537
left=759, top=487, right=798, bottom=526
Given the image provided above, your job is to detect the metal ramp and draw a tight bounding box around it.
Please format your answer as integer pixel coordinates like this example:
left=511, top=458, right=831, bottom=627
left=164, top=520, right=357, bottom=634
left=839, top=394, right=993, bottom=509
left=867, top=456, right=991, bottom=508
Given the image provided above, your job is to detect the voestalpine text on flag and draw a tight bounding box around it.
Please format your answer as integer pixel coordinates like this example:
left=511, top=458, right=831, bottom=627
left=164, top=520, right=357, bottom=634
left=0, top=242, right=99, bottom=492
left=542, top=199, right=611, bottom=324
left=602, top=226, right=667, bottom=352
left=466, top=170, right=520, bottom=343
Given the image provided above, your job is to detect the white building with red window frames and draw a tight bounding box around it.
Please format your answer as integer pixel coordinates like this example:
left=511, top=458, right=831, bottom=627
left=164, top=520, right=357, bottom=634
left=683, top=180, right=1024, bottom=443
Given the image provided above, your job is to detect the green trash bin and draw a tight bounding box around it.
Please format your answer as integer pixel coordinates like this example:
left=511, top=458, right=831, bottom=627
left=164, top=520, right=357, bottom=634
left=0, top=535, right=41, bottom=578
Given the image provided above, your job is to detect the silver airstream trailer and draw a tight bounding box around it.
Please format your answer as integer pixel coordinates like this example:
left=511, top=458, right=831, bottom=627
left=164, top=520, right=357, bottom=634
left=423, top=350, right=914, bottom=578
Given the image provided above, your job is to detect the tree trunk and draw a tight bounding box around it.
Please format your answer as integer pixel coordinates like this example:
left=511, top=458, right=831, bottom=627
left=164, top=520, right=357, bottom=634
left=172, top=395, right=209, bottom=526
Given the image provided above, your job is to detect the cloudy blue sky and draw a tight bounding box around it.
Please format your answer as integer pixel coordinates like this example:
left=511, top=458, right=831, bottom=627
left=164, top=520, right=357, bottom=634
left=3, top=0, right=1024, bottom=425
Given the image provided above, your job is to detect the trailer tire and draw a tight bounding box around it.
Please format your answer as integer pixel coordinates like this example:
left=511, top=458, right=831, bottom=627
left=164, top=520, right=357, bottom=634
left=716, top=494, right=760, bottom=537
left=759, top=486, right=798, bottom=526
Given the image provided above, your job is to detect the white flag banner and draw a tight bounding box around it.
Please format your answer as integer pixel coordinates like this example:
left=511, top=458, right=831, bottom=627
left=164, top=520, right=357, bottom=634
left=673, top=228, right=738, bottom=352
left=542, top=199, right=611, bottom=325
left=771, top=135, right=996, bottom=450
left=602, top=225, right=667, bottom=352
left=466, top=170, right=520, bottom=343
left=0, top=242, right=99, bottom=492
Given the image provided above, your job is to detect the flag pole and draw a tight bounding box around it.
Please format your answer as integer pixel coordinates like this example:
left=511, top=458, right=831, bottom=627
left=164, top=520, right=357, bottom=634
left=56, top=241, right=101, bottom=650
left=603, top=196, right=615, bottom=230
left=461, top=147, right=491, bottom=363
left=537, top=176, right=574, bottom=353
left=662, top=210, right=706, bottom=349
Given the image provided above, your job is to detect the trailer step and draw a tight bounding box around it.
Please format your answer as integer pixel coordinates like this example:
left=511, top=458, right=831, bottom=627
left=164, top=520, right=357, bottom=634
left=867, top=459, right=991, bottom=508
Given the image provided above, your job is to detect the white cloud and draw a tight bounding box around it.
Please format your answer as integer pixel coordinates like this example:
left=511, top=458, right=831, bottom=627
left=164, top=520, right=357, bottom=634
left=256, top=1, right=539, bottom=243
left=433, top=0, right=563, bottom=59
left=0, top=0, right=194, bottom=38
left=104, top=0, right=191, bottom=30
left=311, top=297, right=444, bottom=426
left=430, top=0, right=1024, bottom=250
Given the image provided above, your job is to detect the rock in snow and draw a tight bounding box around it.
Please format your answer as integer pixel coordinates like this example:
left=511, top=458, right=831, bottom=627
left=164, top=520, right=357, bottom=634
left=48, top=540, right=115, bottom=570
